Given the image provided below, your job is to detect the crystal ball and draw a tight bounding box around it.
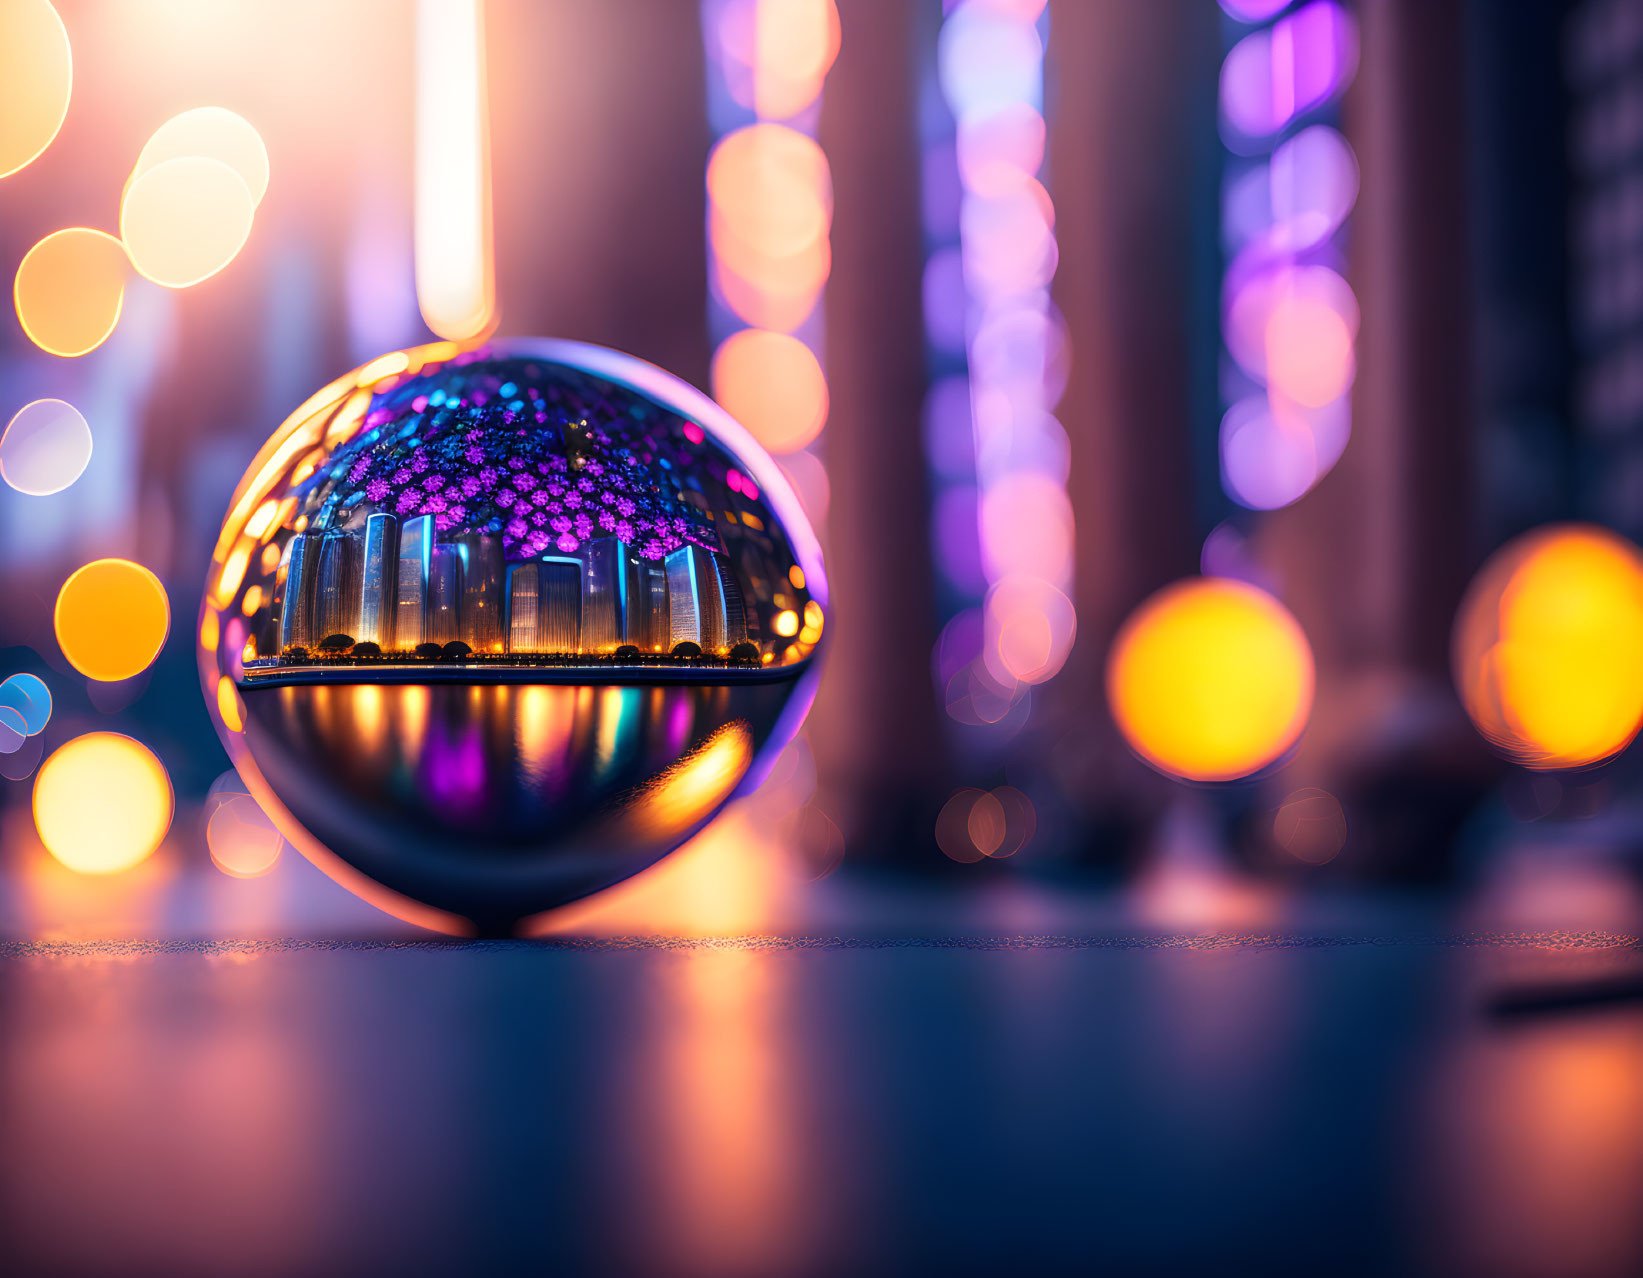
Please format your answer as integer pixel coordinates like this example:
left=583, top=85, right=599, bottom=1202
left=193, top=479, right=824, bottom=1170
left=198, top=339, right=826, bottom=934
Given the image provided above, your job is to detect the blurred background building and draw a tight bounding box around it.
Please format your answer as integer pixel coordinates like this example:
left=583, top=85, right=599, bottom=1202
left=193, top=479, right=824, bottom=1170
left=5, top=0, right=1643, bottom=929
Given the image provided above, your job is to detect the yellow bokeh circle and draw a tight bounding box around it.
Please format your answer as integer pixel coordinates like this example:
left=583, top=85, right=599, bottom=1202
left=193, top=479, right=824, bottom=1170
left=120, top=154, right=255, bottom=288
left=55, top=557, right=170, bottom=681
left=14, top=227, right=128, bottom=357
left=1453, top=524, right=1643, bottom=770
left=1106, top=577, right=1315, bottom=782
left=34, top=732, right=173, bottom=874
left=0, top=0, right=72, bottom=179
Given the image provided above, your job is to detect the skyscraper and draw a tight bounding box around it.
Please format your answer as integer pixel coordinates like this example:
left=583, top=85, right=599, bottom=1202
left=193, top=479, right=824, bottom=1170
left=636, top=558, right=670, bottom=651
left=316, top=531, right=364, bottom=641
left=539, top=560, right=583, bottom=652
left=358, top=512, right=399, bottom=648
left=428, top=542, right=462, bottom=644
left=582, top=537, right=623, bottom=651
left=715, top=554, right=748, bottom=645
left=278, top=532, right=319, bottom=651
left=395, top=514, right=431, bottom=650
left=458, top=530, right=506, bottom=652
left=507, top=563, right=541, bottom=652
left=665, top=543, right=730, bottom=651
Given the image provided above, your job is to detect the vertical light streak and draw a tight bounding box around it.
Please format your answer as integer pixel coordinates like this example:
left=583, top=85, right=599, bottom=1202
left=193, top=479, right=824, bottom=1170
left=414, top=0, right=496, bottom=342
left=703, top=0, right=838, bottom=460
left=935, top=0, right=1074, bottom=703
left=1213, top=1, right=1359, bottom=522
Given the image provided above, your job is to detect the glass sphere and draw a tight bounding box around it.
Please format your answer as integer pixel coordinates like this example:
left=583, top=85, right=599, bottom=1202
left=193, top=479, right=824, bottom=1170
left=198, top=339, right=826, bottom=934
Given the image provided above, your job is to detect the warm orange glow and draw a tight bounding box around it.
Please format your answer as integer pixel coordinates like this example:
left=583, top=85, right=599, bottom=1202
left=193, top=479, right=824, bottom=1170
left=216, top=675, right=244, bottom=734
left=415, top=0, right=496, bottom=341
left=707, top=124, right=832, bottom=261
left=623, top=721, right=754, bottom=841
left=712, top=329, right=827, bottom=453
left=0, top=0, right=71, bottom=179
left=753, top=0, right=841, bottom=118
left=54, top=558, right=170, bottom=682
left=1454, top=525, right=1643, bottom=769
left=131, top=106, right=270, bottom=207
left=207, top=793, right=282, bottom=878
left=120, top=155, right=255, bottom=288
left=1107, top=577, right=1314, bottom=782
left=772, top=608, right=800, bottom=637
left=14, top=228, right=128, bottom=357
left=34, top=732, right=172, bottom=874
left=936, top=788, right=987, bottom=862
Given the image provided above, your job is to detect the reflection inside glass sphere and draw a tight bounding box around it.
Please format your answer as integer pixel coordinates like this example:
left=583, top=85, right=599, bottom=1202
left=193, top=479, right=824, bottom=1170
left=200, top=338, right=825, bottom=933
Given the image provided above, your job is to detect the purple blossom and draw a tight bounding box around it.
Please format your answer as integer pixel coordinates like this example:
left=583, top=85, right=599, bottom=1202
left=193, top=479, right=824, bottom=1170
left=556, top=534, right=580, bottom=553
left=392, top=468, right=413, bottom=485
left=598, top=509, right=616, bottom=531
left=497, top=488, right=517, bottom=508
left=577, top=477, right=595, bottom=493
left=396, top=491, right=422, bottom=515
left=425, top=495, right=448, bottom=513
left=574, top=514, right=594, bottom=539
left=423, top=473, right=445, bottom=492
left=507, top=517, right=528, bottom=538
left=366, top=478, right=391, bottom=503
left=564, top=491, right=583, bottom=510
left=464, top=447, right=484, bottom=466
left=507, top=456, right=528, bottom=470
left=551, top=515, right=573, bottom=534
left=514, top=473, right=537, bottom=492
left=461, top=475, right=482, bottom=498
left=529, top=509, right=548, bottom=527
left=478, top=466, right=498, bottom=489
left=615, top=520, right=635, bottom=541
left=616, top=497, right=636, bottom=518
left=530, top=489, right=551, bottom=507
left=410, top=452, right=431, bottom=474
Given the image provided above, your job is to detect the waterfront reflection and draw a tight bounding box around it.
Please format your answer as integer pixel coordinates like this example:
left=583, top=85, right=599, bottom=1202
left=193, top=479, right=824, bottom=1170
left=239, top=678, right=798, bottom=931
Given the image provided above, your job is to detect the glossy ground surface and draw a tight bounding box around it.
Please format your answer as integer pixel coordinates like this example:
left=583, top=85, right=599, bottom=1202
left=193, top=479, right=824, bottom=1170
left=5, top=857, right=1643, bottom=1277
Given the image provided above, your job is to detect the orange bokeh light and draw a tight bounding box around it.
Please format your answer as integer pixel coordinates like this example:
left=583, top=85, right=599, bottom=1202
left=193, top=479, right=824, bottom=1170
left=711, top=329, right=828, bottom=453
left=207, top=793, right=283, bottom=878
left=131, top=106, right=270, bottom=207
left=707, top=123, right=832, bottom=262
left=34, top=732, right=173, bottom=874
left=0, top=0, right=71, bottom=179
left=1454, top=524, right=1643, bottom=770
left=14, top=228, right=128, bottom=357
left=54, top=557, right=171, bottom=682
left=1107, top=577, right=1315, bottom=782
left=751, top=0, right=841, bottom=119
left=120, top=154, right=255, bottom=288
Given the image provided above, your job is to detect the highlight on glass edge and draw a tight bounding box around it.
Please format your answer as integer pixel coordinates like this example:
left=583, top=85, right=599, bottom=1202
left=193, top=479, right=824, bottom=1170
left=199, top=337, right=827, bottom=934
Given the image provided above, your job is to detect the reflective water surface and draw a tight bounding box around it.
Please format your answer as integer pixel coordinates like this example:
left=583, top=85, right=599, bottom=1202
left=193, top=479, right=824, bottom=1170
left=6, top=914, right=1643, bottom=1277
left=239, top=675, right=809, bottom=932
